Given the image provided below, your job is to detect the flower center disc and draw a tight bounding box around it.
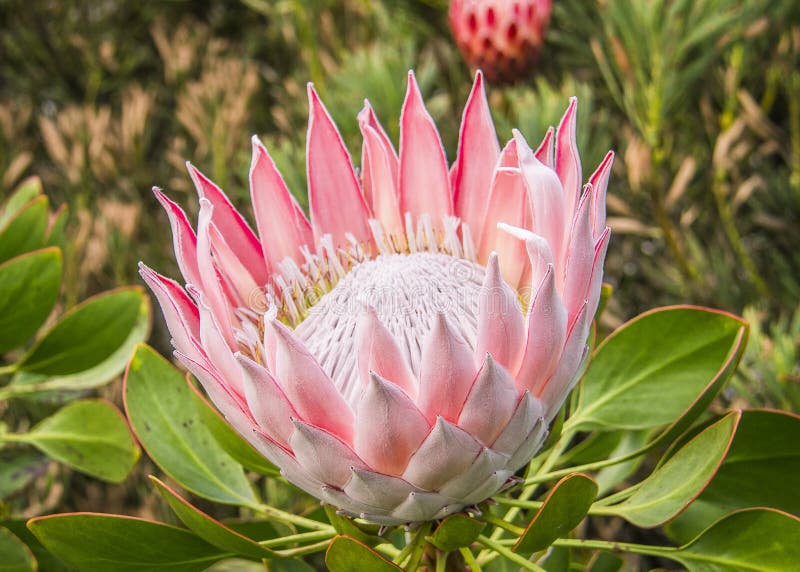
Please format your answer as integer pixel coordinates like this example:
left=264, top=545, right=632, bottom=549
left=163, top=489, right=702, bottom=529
left=294, top=252, right=486, bottom=405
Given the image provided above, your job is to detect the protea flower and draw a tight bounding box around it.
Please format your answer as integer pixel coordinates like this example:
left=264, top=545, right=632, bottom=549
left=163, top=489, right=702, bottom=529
left=449, top=0, right=552, bottom=83
left=140, top=71, right=612, bottom=525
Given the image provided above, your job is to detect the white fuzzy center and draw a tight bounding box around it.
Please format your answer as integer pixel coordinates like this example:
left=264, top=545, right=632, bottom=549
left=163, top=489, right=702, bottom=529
left=293, top=252, right=485, bottom=405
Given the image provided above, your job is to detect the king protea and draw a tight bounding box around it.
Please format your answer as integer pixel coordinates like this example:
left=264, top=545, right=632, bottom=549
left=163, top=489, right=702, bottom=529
left=140, top=71, right=612, bottom=525
left=449, top=0, right=553, bottom=83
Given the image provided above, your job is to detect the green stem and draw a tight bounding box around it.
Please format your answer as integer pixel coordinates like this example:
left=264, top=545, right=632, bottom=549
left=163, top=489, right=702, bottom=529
left=0, top=363, right=17, bottom=376
left=459, top=547, right=482, bottom=572
left=375, top=543, right=401, bottom=559
left=593, top=482, right=642, bottom=507
left=553, top=537, right=674, bottom=558
left=273, top=539, right=332, bottom=558
left=493, top=496, right=626, bottom=517
left=260, top=530, right=335, bottom=548
left=401, top=522, right=432, bottom=571
left=481, top=513, right=525, bottom=536
left=476, top=535, right=545, bottom=572
left=435, top=549, right=448, bottom=572
left=254, top=504, right=332, bottom=532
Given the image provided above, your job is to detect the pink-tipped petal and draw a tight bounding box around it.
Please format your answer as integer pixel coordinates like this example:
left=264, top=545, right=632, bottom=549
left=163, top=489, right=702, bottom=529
left=514, top=130, right=567, bottom=270
left=207, top=223, right=260, bottom=309
left=496, top=225, right=556, bottom=292
left=453, top=71, right=500, bottom=244
left=402, top=417, right=482, bottom=490
left=198, top=296, right=244, bottom=398
left=499, top=137, right=519, bottom=167
left=343, top=468, right=415, bottom=510
left=138, top=263, right=201, bottom=361
left=563, top=190, right=595, bottom=318
left=534, top=126, right=555, bottom=168
left=539, top=301, right=591, bottom=421
left=361, top=126, right=404, bottom=235
left=196, top=199, right=236, bottom=347
left=515, top=265, right=567, bottom=393
left=358, top=100, right=399, bottom=185
left=269, top=319, right=355, bottom=442
left=554, top=98, right=582, bottom=217
left=458, top=354, right=520, bottom=446
left=416, top=313, right=478, bottom=424
left=589, top=151, right=614, bottom=239
left=187, top=163, right=267, bottom=284
left=306, top=84, right=372, bottom=246
left=355, top=306, right=418, bottom=398
left=479, top=167, right=532, bottom=288
left=353, top=373, right=431, bottom=475
left=399, top=71, right=452, bottom=225
left=289, top=421, right=365, bottom=488
left=237, top=353, right=298, bottom=448
left=475, top=253, right=525, bottom=373
left=152, top=188, right=201, bottom=288
left=491, top=391, right=544, bottom=456
left=250, top=136, right=313, bottom=268
left=587, top=227, right=611, bottom=320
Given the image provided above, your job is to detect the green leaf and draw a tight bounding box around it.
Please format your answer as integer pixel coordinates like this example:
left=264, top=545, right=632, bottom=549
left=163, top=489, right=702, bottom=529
left=593, top=430, right=650, bottom=495
left=669, top=508, right=800, bottom=571
left=588, top=552, right=623, bottom=572
left=124, top=344, right=259, bottom=507
left=0, top=248, right=62, bottom=355
left=0, top=526, right=36, bottom=572
left=44, top=204, right=68, bottom=250
left=0, top=176, right=43, bottom=228
left=606, top=412, right=739, bottom=528
left=8, top=399, right=139, bottom=482
left=151, top=476, right=277, bottom=560
left=666, top=409, right=800, bottom=542
left=19, top=287, right=144, bottom=375
left=429, top=514, right=485, bottom=552
left=514, top=473, right=598, bottom=556
left=2, top=295, right=150, bottom=398
left=0, top=450, right=49, bottom=499
left=27, top=513, right=230, bottom=571
left=570, top=307, right=747, bottom=432
left=1, top=519, right=74, bottom=572
left=188, top=379, right=278, bottom=476
left=0, top=195, right=48, bottom=264
left=325, top=535, right=401, bottom=572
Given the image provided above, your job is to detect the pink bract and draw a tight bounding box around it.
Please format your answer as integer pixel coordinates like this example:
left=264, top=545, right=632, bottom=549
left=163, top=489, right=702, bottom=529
left=140, top=71, right=612, bottom=524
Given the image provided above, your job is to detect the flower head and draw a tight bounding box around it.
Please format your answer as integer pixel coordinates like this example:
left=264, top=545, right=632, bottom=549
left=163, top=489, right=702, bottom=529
left=140, top=71, right=612, bottom=524
left=449, top=0, right=553, bottom=83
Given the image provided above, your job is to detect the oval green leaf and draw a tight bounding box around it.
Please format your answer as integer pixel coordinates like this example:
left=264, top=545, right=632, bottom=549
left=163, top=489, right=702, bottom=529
left=670, top=508, right=800, bottom=571
left=19, top=287, right=144, bottom=375
left=151, top=476, right=277, bottom=560
left=514, top=473, right=598, bottom=557
left=0, top=176, right=43, bottom=228
left=27, top=513, right=229, bottom=572
left=429, top=514, right=486, bottom=552
left=188, top=378, right=278, bottom=476
left=325, top=535, right=401, bottom=572
left=0, top=248, right=62, bottom=355
left=666, top=409, right=800, bottom=542
left=607, top=412, right=739, bottom=528
left=2, top=295, right=150, bottom=399
left=570, top=306, right=747, bottom=432
left=0, top=526, right=36, bottom=572
left=11, top=399, right=139, bottom=483
left=0, top=195, right=48, bottom=264
left=124, top=344, right=258, bottom=507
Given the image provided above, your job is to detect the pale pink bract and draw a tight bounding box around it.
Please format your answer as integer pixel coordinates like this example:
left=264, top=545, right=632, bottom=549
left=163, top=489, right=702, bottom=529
left=140, top=71, right=612, bottom=524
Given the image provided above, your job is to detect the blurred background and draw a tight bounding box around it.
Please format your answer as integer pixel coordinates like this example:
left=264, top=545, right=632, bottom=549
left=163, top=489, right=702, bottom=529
left=0, top=0, right=798, bottom=549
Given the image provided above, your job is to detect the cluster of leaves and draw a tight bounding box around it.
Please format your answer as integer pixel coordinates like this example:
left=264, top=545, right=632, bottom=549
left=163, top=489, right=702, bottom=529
left=10, top=306, right=797, bottom=571
left=0, top=178, right=150, bottom=565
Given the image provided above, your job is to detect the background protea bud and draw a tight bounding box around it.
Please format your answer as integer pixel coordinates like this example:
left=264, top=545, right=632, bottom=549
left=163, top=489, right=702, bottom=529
left=449, top=0, right=553, bottom=83
left=141, top=70, right=611, bottom=524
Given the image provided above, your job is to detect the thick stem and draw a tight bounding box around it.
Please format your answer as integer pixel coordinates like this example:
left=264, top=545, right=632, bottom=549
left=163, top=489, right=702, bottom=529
left=476, top=535, right=545, bottom=572
left=254, top=503, right=332, bottom=532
